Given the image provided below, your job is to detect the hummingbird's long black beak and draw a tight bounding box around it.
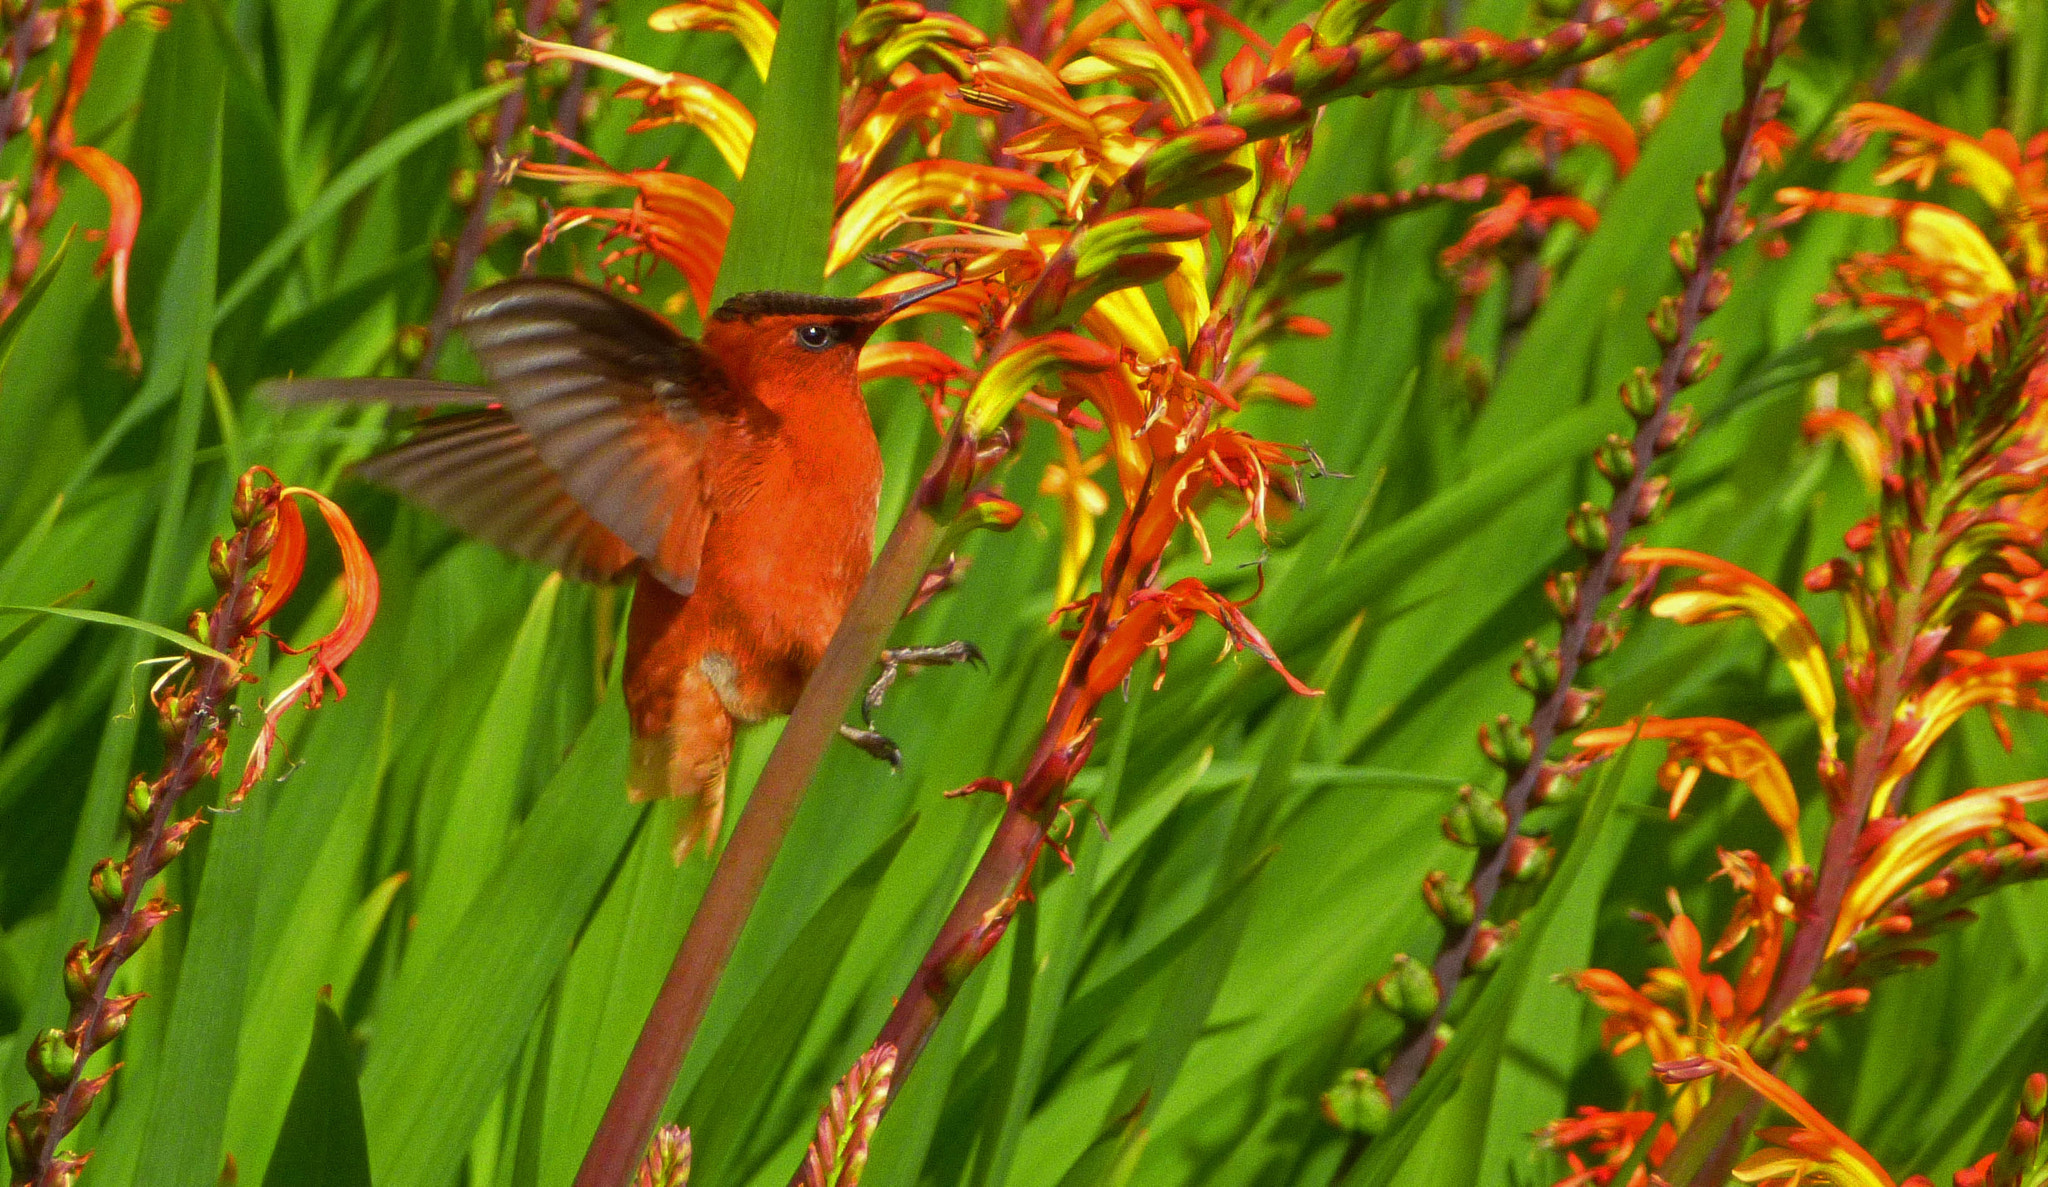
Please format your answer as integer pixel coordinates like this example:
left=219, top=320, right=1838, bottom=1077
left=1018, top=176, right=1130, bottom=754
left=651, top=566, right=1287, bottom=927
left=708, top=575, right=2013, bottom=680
left=880, top=273, right=962, bottom=316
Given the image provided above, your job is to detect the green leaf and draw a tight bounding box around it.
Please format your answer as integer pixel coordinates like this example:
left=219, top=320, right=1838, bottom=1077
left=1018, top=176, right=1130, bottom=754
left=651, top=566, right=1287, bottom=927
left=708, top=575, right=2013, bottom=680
left=0, top=229, right=72, bottom=379
left=1088, top=616, right=1362, bottom=1178
left=135, top=732, right=268, bottom=1187
left=967, top=680, right=1150, bottom=1187
left=0, top=604, right=234, bottom=665
left=262, top=998, right=373, bottom=1187
left=709, top=0, right=839, bottom=302
left=214, top=80, right=516, bottom=326
left=360, top=694, right=641, bottom=1187
left=404, top=573, right=563, bottom=963
left=1343, top=740, right=1647, bottom=1186
left=681, top=817, right=917, bottom=1186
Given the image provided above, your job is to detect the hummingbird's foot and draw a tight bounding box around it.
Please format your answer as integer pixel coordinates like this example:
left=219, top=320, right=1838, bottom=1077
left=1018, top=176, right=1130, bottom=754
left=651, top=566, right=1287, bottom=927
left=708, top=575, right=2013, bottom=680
left=863, top=641, right=986, bottom=727
left=838, top=722, right=903, bottom=771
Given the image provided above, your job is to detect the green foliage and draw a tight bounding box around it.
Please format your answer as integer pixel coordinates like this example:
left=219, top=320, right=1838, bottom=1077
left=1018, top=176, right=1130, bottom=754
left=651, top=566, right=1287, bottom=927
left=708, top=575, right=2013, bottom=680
left=0, top=2, right=2043, bottom=1187
left=264, top=998, right=375, bottom=1187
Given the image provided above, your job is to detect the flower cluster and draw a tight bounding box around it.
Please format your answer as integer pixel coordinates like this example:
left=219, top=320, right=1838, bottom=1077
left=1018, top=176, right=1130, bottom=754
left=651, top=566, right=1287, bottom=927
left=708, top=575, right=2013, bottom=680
left=5, top=470, right=377, bottom=1187
left=519, top=0, right=1729, bottom=1173
left=1543, top=93, right=2048, bottom=1187
left=1310, top=1, right=1805, bottom=1150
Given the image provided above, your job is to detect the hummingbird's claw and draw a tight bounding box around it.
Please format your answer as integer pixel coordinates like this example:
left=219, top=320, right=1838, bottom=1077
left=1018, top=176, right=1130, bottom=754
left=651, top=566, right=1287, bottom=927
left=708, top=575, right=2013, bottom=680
left=884, top=640, right=986, bottom=670
left=862, top=640, right=985, bottom=725
left=838, top=722, right=903, bottom=771
left=854, top=640, right=987, bottom=742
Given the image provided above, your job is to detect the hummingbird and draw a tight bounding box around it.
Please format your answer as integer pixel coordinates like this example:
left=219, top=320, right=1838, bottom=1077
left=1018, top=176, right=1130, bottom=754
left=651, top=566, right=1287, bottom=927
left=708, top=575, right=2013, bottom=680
left=269, top=274, right=975, bottom=857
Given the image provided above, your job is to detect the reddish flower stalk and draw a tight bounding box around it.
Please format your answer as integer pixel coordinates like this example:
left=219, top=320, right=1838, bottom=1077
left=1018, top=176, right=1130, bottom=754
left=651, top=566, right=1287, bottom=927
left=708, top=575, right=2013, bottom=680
left=4, top=469, right=378, bottom=1187
left=1373, top=0, right=1809, bottom=1114
left=1655, top=296, right=2048, bottom=1187
left=1281, top=174, right=1493, bottom=259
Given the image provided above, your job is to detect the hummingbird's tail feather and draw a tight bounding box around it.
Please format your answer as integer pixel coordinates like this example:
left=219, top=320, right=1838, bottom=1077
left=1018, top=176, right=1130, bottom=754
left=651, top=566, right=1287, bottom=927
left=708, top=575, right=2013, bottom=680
left=258, top=376, right=495, bottom=407
left=627, top=665, right=734, bottom=862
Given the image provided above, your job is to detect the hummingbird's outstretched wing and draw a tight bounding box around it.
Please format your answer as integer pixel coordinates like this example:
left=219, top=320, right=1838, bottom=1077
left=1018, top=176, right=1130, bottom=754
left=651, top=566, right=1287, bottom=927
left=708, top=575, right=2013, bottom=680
left=266, top=279, right=726, bottom=595
left=262, top=380, right=647, bottom=584
left=354, top=410, right=645, bottom=585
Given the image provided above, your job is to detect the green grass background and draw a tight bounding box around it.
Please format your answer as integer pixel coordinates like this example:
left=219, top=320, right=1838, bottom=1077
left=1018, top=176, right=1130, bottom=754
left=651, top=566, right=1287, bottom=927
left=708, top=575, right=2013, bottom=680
left=2, top=1, right=2046, bottom=1185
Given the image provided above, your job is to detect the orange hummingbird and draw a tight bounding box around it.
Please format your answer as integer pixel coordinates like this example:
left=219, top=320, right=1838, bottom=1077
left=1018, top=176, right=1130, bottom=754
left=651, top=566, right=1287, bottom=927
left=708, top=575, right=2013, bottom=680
left=270, top=274, right=972, bottom=857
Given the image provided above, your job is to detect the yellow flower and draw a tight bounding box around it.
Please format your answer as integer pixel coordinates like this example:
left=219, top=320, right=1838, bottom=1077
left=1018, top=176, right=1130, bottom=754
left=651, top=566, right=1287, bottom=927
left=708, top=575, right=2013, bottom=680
left=1040, top=428, right=1110, bottom=606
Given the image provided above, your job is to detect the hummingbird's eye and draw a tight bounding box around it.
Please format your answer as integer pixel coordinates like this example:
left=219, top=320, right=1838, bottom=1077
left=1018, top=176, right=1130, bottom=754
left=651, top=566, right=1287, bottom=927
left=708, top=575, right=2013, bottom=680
left=796, top=323, right=836, bottom=350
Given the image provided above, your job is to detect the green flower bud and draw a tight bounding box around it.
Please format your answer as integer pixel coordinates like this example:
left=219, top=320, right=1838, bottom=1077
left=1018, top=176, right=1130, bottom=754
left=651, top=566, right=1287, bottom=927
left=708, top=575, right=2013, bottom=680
left=1320, top=1069, right=1393, bottom=1136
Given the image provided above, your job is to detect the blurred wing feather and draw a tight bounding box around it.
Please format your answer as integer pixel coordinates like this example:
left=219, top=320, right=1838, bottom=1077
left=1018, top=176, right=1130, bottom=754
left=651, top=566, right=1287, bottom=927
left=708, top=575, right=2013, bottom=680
left=353, top=410, right=643, bottom=584
left=260, top=377, right=495, bottom=408
left=454, top=279, right=723, bottom=593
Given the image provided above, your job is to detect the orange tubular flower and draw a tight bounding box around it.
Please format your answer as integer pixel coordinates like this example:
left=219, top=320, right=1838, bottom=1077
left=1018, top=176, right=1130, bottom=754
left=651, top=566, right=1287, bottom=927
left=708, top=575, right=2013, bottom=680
left=1565, top=899, right=1775, bottom=1128
left=828, top=161, right=1060, bottom=274
left=1039, top=427, right=1110, bottom=607
left=839, top=72, right=956, bottom=200
left=238, top=486, right=381, bottom=802
left=1802, top=408, right=1884, bottom=493
left=858, top=340, right=969, bottom=388
left=1072, top=576, right=1318, bottom=700
left=1568, top=967, right=1689, bottom=1064
left=1833, top=778, right=2048, bottom=952
left=1129, top=427, right=1302, bottom=566
left=525, top=36, right=758, bottom=177
left=1710, top=849, right=1792, bottom=1023
left=1842, top=102, right=2047, bottom=274
left=1774, top=187, right=2018, bottom=366
left=1441, top=184, right=1598, bottom=267
left=1628, top=545, right=1838, bottom=761
left=1881, top=651, right=2048, bottom=807
left=1658, top=1047, right=1896, bottom=1187
left=59, top=144, right=142, bottom=371
left=1544, top=1106, right=1675, bottom=1187
left=1442, top=86, right=1641, bottom=174
left=1574, top=717, right=1805, bottom=867
left=649, top=0, right=779, bottom=79
left=521, top=142, right=736, bottom=316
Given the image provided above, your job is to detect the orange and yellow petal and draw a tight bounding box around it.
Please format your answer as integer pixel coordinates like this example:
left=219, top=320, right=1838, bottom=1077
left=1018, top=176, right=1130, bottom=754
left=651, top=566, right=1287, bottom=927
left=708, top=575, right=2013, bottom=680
left=649, top=0, right=777, bottom=80
left=1630, top=546, right=1838, bottom=761
left=1576, top=716, right=1804, bottom=866
left=1834, top=778, right=2048, bottom=951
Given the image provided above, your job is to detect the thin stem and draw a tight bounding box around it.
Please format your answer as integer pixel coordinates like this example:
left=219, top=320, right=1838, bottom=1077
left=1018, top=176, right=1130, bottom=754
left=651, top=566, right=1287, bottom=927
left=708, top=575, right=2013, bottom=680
left=1872, top=0, right=1953, bottom=98
left=1379, top=1, right=1795, bottom=1109
left=3, top=0, right=112, bottom=323
left=417, top=0, right=549, bottom=374
left=846, top=469, right=1159, bottom=1096
left=572, top=504, right=946, bottom=1187
left=0, top=0, right=42, bottom=158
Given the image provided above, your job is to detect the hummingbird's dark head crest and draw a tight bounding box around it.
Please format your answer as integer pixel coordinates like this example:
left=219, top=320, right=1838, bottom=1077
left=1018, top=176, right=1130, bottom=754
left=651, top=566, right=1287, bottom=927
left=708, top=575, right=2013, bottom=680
left=711, top=291, right=885, bottom=322
left=711, top=275, right=961, bottom=325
